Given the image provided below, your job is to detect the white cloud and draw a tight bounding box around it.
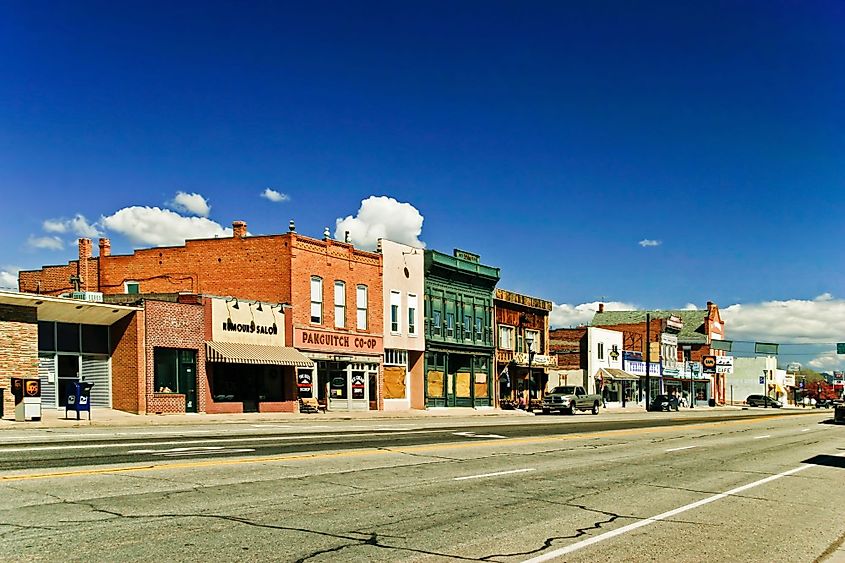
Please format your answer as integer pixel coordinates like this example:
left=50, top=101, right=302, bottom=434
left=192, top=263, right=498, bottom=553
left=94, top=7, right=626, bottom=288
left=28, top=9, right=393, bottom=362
left=169, top=192, right=210, bottom=217
left=0, top=267, right=19, bottom=291
left=261, top=188, right=290, bottom=203
left=27, top=235, right=64, bottom=250
left=335, top=196, right=425, bottom=250
left=550, top=301, right=638, bottom=328
left=808, top=351, right=845, bottom=372
left=42, top=214, right=100, bottom=238
left=100, top=206, right=232, bottom=247
left=638, top=239, right=661, bottom=247
left=682, top=303, right=698, bottom=310
left=721, top=294, right=845, bottom=344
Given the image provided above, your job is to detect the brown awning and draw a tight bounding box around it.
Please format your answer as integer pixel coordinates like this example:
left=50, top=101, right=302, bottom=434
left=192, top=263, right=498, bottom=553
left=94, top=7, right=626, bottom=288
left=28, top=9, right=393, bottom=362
left=205, top=342, right=315, bottom=367
left=598, top=368, right=640, bottom=381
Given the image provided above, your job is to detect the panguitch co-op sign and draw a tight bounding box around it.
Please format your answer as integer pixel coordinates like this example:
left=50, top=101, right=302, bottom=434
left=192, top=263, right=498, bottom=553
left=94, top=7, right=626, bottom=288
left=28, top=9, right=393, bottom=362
left=294, top=327, right=383, bottom=355
left=210, top=297, right=285, bottom=346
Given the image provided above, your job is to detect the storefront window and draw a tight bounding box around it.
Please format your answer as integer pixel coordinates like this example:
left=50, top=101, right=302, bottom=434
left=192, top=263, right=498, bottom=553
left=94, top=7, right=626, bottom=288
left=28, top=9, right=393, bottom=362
left=38, top=321, right=55, bottom=352
left=82, top=325, right=109, bottom=354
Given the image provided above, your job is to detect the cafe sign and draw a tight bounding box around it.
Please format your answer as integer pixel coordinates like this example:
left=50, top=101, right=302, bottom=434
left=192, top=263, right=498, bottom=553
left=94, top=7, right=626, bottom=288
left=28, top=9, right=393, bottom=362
left=211, top=297, right=285, bottom=346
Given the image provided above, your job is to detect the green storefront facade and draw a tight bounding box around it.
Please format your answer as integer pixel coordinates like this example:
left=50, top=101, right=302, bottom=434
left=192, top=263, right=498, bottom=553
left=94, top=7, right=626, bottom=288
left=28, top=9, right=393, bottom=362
left=424, top=249, right=499, bottom=407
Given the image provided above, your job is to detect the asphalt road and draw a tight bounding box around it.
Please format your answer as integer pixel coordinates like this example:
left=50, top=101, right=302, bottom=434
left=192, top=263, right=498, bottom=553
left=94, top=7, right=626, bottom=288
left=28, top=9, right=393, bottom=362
left=1, top=410, right=843, bottom=562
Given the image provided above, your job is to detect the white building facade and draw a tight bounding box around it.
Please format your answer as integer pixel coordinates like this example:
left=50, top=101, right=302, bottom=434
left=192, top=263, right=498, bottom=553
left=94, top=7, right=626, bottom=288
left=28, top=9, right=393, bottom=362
left=379, top=239, right=426, bottom=410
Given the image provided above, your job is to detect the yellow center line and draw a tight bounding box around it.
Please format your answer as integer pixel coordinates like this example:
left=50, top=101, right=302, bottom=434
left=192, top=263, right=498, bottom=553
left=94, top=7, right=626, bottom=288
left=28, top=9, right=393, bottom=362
left=0, top=413, right=819, bottom=482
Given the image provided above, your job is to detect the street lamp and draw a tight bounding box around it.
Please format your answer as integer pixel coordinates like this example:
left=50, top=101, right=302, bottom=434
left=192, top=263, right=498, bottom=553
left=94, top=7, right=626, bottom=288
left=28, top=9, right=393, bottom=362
left=526, top=335, right=536, bottom=409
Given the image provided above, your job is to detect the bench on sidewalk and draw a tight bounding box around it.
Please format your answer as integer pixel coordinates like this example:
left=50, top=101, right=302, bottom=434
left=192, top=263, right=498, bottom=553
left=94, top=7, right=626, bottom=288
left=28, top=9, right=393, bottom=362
left=299, top=397, right=327, bottom=414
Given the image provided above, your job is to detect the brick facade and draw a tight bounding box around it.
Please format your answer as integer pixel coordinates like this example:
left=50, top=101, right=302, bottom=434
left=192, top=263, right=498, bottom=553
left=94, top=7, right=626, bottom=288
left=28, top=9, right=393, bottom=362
left=110, top=311, right=146, bottom=414
left=549, top=327, right=588, bottom=370
left=143, top=299, right=207, bottom=415
left=0, top=304, right=38, bottom=419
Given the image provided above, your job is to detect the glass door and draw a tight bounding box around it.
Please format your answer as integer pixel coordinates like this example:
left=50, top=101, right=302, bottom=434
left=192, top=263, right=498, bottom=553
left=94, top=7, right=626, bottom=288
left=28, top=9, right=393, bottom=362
left=57, top=355, right=80, bottom=408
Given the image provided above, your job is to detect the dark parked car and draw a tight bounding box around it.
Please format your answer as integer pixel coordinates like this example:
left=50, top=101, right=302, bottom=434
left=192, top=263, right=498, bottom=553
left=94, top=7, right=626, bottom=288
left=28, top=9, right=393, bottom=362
left=746, top=394, right=782, bottom=408
left=648, top=395, right=679, bottom=412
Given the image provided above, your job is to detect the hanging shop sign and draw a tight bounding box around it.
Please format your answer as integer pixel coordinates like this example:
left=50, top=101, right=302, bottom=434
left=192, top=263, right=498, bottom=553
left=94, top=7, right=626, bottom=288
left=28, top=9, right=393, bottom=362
left=513, top=353, right=556, bottom=367
left=295, top=327, right=383, bottom=355
left=702, top=355, right=717, bottom=373
left=211, top=297, right=285, bottom=346
left=784, top=374, right=796, bottom=387
left=665, top=316, right=684, bottom=332
left=661, top=333, right=678, bottom=346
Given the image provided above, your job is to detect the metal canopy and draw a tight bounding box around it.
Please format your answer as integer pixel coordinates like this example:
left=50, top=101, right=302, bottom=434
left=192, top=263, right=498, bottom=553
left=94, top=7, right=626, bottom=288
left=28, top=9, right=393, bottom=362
left=0, top=291, right=139, bottom=325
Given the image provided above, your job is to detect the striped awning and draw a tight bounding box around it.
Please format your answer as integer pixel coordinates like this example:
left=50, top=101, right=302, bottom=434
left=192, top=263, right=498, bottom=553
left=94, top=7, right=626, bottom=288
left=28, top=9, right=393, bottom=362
left=205, top=342, right=315, bottom=367
left=597, top=368, right=640, bottom=381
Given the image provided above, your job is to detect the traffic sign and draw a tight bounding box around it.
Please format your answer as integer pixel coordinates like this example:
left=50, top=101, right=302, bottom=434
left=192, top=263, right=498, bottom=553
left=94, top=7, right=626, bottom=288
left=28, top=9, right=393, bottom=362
left=837, top=343, right=845, bottom=355
left=759, top=376, right=765, bottom=385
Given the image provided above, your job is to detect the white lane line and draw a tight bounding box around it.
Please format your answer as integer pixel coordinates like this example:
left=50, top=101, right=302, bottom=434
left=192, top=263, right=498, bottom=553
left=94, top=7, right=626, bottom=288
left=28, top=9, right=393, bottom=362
left=521, top=461, right=818, bottom=562
left=0, top=428, right=459, bottom=453
left=454, top=468, right=536, bottom=481
left=753, top=435, right=771, bottom=440
left=453, top=431, right=506, bottom=439
left=801, top=429, right=810, bottom=432
left=665, top=446, right=697, bottom=452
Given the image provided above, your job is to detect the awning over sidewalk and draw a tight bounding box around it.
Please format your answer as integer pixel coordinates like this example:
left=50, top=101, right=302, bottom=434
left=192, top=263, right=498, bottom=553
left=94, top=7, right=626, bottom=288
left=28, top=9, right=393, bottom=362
left=597, top=368, right=640, bottom=382
left=205, top=342, right=315, bottom=367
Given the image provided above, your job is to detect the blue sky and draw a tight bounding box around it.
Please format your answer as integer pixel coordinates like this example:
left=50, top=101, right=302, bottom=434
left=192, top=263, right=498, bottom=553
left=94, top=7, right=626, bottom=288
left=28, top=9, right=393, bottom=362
left=1, top=1, right=844, bottom=367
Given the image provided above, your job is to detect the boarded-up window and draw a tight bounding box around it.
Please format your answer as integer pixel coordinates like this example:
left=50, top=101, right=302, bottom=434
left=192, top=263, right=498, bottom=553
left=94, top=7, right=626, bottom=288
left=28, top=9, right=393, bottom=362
left=474, top=372, right=488, bottom=398
left=456, top=372, right=471, bottom=397
left=383, top=366, right=407, bottom=399
left=427, top=371, right=444, bottom=398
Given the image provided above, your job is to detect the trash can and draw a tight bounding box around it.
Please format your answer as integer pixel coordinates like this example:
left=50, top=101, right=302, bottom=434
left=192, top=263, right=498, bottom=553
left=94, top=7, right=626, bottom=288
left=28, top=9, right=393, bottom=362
left=708, top=398, right=716, bottom=407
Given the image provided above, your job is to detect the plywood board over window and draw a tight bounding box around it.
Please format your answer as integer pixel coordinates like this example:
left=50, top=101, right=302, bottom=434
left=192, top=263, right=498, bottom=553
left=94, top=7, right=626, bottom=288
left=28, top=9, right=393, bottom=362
left=383, top=366, right=407, bottom=399
left=456, top=372, right=471, bottom=397
left=428, top=371, right=445, bottom=398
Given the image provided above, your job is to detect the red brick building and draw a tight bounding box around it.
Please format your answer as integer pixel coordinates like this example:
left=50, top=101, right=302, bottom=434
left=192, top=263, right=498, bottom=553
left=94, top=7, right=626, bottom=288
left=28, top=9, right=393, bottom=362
left=20, top=222, right=384, bottom=412
left=494, top=289, right=553, bottom=405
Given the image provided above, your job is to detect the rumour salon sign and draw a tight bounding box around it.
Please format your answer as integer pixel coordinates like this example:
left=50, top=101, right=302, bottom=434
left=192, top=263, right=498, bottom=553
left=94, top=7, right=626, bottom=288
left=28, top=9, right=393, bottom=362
left=294, top=327, right=383, bottom=355
left=210, top=297, right=285, bottom=346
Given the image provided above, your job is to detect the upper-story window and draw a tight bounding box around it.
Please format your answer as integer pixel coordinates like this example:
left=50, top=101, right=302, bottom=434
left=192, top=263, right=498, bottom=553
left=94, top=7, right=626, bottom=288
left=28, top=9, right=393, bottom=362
left=390, top=291, right=401, bottom=334
left=598, top=341, right=604, bottom=360
left=356, top=285, right=368, bottom=330
left=475, top=316, right=483, bottom=340
left=463, top=314, right=472, bottom=340
left=408, top=294, right=418, bottom=336
left=445, top=312, right=454, bottom=337
left=432, top=310, right=442, bottom=336
left=499, top=325, right=514, bottom=350
left=526, top=329, right=541, bottom=352
left=334, top=281, right=346, bottom=328
left=310, top=276, right=323, bottom=324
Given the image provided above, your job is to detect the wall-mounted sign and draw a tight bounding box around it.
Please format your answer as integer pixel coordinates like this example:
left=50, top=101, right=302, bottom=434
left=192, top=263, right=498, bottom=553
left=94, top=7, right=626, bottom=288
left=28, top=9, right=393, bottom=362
left=453, top=249, right=480, bottom=263
left=784, top=374, right=796, bottom=387
left=702, top=356, right=717, bottom=373
left=297, top=371, right=312, bottom=390
left=786, top=362, right=802, bottom=373
left=513, top=353, right=557, bottom=367
left=623, top=360, right=660, bottom=377
left=211, top=297, right=285, bottom=346
left=661, top=333, right=678, bottom=345
left=295, top=327, right=383, bottom=355
left=665, top=316, right=684, bottom=332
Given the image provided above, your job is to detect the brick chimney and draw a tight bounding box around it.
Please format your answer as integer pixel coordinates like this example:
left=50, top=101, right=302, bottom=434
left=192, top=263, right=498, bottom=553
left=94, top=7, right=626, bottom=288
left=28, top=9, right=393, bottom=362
left=98, top=238, right=111, bottom=257
left=232, top=221, right=247, bottom=238
left=78, top=238, right=92, bottom=292
left=598, top=303, right=605, bottom=313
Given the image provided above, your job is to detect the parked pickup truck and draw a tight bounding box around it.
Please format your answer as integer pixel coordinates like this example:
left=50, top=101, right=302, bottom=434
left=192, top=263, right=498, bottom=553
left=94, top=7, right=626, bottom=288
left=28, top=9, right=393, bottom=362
left=542, top=385, right=601, bottom=415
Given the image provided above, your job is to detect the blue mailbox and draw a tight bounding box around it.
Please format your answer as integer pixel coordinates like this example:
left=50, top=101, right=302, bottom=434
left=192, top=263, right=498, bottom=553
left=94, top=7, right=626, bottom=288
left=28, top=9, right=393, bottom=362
left=66, top=381, right=94, bottom=420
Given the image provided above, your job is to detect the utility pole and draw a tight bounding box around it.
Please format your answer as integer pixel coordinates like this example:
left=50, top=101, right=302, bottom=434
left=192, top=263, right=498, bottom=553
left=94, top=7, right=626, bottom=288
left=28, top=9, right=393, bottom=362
left=645, top=313, right=651, bottom=411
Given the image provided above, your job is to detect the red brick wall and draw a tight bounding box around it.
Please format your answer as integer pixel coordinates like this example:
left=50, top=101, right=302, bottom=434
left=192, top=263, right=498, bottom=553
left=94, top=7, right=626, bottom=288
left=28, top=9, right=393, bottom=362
left=143, top=299, right=207, bottom=415
left=549, top=327, right=587, bottom=369
left=0, top=304, right=38, bottom=420
left=110, top=311, right=145, bottom=414
left=591, top=319, right=665, bottom=356
left=98, top=234, right=293, bottom=303
left=19, top=260, right=94, bottom=296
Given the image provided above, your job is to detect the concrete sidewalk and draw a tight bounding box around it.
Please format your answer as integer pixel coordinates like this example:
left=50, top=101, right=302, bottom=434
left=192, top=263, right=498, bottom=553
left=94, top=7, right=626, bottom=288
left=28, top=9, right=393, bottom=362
left=0, top=401, right=699, bottom=430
